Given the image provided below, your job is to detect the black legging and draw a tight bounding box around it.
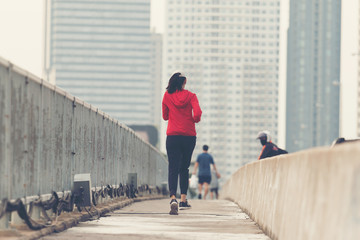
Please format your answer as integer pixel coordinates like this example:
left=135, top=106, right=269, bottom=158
left=166, top=135, right=196, bottom=197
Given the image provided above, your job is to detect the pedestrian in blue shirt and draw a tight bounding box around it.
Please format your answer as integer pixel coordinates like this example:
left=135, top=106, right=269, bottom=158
left=192, top=145, right=220, bottom=200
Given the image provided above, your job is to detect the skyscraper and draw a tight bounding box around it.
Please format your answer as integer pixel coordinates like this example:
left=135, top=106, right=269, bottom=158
left=44, top=0, right=153, bottom=125
left=286, top=0, right=341, bottom=152
left=163, top=0, right=281, bottom=181
left=358, top=0, right=360, bottom=137
left=150, top=31, right=163, bottom=131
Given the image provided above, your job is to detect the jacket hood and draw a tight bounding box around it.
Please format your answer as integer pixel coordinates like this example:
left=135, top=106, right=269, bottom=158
left=166, top=90, right=194, bottom=108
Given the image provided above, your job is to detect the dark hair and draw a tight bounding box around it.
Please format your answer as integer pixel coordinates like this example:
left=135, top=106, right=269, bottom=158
left=166, top=72, right=186, bottom=94
left=203, top=145, right=209, bottom=151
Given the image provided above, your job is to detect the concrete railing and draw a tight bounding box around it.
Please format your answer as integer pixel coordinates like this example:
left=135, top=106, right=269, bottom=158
left=221, top=142, right=360, bottom=240
left=0, top=56, right=168, bottom=201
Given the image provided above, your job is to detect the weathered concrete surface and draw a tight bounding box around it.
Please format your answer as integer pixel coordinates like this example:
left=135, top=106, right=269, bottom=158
left=0, top=195, right=164, bottom=240
left=221, top=141, right=360, bottom=240
left=0, top=57, right=168, bottom=200
left=39, top=199, right=270, bottom=240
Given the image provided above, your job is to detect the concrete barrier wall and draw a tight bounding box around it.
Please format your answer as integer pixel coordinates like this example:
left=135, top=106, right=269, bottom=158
left=0, top=57, right=168, bottom=200
left=221, top=142, right=360, bottom=240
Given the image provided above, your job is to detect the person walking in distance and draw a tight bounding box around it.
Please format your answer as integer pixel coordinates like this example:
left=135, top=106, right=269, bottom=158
left=162, top=72, right=202, bottom=215
left=192, top=145, right=220, bottom=200
left=209, top=169, right=220, bottom=200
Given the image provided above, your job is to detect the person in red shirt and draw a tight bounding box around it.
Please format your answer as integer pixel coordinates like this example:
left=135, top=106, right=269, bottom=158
left=162, top=72, right=202, bottom=215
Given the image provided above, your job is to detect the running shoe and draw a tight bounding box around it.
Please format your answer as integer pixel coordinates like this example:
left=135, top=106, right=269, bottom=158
left=169, top=199, right=178, bottom=215
left=179, top=200, right=191, bottom=210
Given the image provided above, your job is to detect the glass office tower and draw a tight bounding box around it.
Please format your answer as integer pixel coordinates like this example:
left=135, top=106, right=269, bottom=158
left=358, top=0, right=360, bottom=137
left=286, top=0, right=341, bottom=152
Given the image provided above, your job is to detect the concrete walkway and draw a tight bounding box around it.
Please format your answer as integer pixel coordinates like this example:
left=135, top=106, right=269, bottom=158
left=40, top=199, right=270, bottom=240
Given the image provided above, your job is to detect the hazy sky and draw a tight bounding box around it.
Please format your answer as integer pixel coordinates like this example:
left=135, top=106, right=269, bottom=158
left=0, top=0, right=358, bottom=145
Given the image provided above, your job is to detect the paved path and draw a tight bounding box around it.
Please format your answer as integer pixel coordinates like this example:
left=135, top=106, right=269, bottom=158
left=40, top=199, right=270, bottom=240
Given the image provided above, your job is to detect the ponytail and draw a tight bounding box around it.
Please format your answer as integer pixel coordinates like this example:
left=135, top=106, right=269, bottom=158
left=166, top=72, right=186, bottom=94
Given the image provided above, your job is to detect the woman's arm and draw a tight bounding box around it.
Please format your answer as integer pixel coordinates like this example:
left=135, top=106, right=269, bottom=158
left=162, top=94, right=169, bottom=121
left=191, top=94, right=202, bottom=123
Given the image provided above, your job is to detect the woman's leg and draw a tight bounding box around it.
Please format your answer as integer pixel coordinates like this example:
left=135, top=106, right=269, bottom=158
left=166, top=136, right=182, bottom=198
left=179, top=136, right=196, bottom=201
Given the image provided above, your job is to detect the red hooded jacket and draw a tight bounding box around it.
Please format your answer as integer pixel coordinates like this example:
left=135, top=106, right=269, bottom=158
left=162, top=89, right=202, bottom=136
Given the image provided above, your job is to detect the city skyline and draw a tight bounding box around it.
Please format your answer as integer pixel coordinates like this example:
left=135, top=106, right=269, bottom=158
left=0, top=0, right=358, bottom=148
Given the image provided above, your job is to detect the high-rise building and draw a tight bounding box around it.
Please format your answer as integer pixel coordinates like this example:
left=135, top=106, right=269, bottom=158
left=163, top=0, right=281, bottom=182
left=358, top=0, right=360, bottom=137
left=44, top=0, right=153, bottom=125
left=286, top=0, right=341, bottom=152
left=150, top=31, right=163, bottom=131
